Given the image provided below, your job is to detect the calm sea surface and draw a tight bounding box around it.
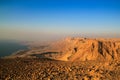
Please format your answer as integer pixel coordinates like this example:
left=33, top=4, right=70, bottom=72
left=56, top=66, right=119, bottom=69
left=0, top=41, right=28, bottom=57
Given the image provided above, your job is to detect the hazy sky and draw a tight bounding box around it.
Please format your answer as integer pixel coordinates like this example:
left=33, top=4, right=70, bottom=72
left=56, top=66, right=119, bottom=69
left=0, top=0, right=120, bottom=41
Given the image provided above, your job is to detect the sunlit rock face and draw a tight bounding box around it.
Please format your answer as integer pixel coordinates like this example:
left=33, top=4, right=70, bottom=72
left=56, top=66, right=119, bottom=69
left=43, top=37, right=120, bottom=61
left=10, top=37, right=120, bottom=62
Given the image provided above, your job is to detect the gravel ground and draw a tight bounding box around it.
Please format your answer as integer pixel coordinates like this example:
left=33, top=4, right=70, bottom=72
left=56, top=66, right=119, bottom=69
left=0, top=58, right=120, bottom=80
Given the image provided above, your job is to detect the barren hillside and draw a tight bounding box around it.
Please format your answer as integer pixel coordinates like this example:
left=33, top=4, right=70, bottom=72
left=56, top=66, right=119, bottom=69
left=51, top=37, right=120, bottom=61
left=8, top=37, right=120, bottom=62
left=1, top=37, right=120, bottom=80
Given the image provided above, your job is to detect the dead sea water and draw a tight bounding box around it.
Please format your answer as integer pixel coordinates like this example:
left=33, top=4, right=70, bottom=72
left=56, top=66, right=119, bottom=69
left=0, top=40, right=28, bottom=58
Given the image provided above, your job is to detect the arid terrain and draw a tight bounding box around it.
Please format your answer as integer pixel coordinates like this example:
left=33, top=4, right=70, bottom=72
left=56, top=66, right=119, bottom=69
left=0, top=37, right=120, bottom=80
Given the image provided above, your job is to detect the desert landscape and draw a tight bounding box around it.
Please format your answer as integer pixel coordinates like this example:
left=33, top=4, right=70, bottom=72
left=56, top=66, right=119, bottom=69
left=1, top=0, right=120, bottom=80
left=0, top=37, right=120, bottom=80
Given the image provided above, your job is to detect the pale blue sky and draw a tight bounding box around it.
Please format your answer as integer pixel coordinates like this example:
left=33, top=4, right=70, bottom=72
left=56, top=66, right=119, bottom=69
left=0, top=0, right=120, bottom=41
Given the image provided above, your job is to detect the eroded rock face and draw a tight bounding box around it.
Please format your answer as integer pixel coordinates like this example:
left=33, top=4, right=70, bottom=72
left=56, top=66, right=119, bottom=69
left=48, top=38, right=120, bottom=61
left=9, top=37, right=120, bottom=62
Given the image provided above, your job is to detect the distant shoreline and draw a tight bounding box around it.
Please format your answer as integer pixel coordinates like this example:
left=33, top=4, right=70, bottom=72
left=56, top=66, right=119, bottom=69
left=0, top=41, right=28, bottom=58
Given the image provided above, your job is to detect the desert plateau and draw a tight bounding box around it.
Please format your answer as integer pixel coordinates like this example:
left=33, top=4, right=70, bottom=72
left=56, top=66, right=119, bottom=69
left=0, top=37, right=120, bottom=80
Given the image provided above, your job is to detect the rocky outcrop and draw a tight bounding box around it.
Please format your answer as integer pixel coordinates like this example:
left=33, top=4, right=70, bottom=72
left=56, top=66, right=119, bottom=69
left=10, top=37, right=120, bottom=62
left=47, top=38, right=120, bottom=61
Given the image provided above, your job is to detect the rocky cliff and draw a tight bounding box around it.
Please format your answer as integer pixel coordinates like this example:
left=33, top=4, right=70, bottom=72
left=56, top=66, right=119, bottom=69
left=44, top=38, right=120, bottom=61
left=9, top=37, right=120, bottom=62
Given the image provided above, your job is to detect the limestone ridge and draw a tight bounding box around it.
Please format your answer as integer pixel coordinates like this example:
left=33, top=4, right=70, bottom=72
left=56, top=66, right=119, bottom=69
left=48, top=38, right=120, bottom=61
left=10, top=37, right=120, bottom=62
